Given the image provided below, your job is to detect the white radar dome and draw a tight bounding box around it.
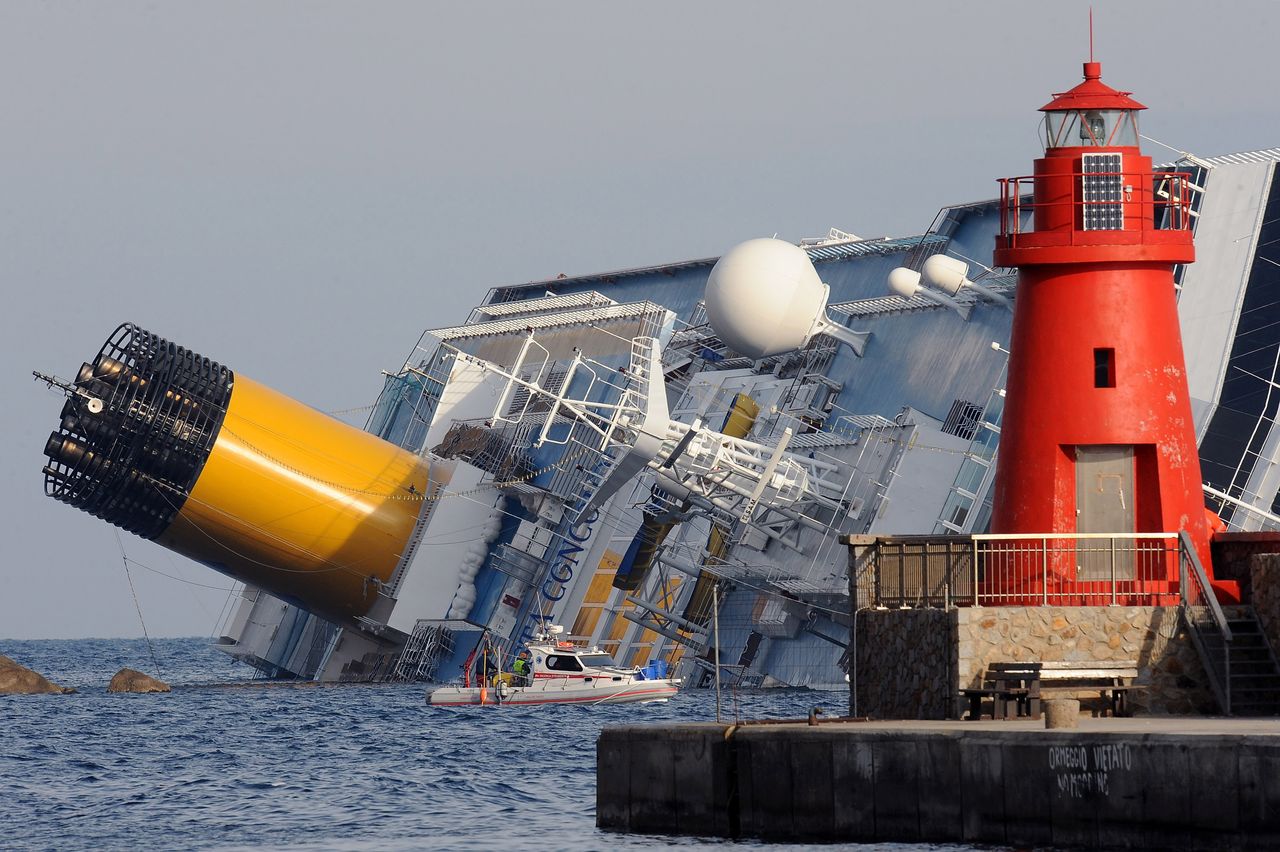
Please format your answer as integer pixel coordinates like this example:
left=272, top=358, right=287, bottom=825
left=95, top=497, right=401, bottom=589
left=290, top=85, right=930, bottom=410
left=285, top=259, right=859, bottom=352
left=887, top=267, right=923, bottom=299
left=705, top=238, right=869, bottom=359
left=918, top=253, right=1013, bottom=311
left=886, top=265, right=972, bottom=320
left=921, top=254, right=972, bottom=296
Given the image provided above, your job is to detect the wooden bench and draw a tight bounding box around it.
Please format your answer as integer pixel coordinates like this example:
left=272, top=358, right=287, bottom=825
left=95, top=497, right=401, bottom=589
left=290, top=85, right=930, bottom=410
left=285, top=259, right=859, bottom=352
left=962, top=662, right=1042, bottom=721
left=1038, top=661, right=1142, bottom=717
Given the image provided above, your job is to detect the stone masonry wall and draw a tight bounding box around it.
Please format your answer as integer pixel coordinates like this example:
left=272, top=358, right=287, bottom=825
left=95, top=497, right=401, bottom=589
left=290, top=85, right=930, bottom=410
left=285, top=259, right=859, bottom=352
left=853, top=605, right=1229, bottom=720
left=851, top=608, right=952, bottom=720
left=954, top=606, right=1215, bottom=716
left=1250, top=555, right=1280, bottom=656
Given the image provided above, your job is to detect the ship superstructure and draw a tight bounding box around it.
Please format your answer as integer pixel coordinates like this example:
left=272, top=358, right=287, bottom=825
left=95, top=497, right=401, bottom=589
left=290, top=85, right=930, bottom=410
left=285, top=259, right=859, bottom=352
left=195, top=146, right=1279, bottom=686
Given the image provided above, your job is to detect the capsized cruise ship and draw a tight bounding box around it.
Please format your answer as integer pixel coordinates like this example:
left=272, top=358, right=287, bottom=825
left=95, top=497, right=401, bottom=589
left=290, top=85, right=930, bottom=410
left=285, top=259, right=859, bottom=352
left=36, top=137, right=1280, bottom=687
left=196, top=145, right=1279, bottom=686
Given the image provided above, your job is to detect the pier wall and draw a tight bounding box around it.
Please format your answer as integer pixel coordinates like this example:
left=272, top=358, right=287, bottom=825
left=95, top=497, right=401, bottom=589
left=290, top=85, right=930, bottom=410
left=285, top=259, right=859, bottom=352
left=598, top=723, right=1280, bottom=848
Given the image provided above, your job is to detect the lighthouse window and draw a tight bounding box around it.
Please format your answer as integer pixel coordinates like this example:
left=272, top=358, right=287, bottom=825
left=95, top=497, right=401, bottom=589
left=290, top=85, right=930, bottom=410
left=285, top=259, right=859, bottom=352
left=1045, top=109, right=1139, bottom=149
left=1094, top=348, right=1116, bottom=388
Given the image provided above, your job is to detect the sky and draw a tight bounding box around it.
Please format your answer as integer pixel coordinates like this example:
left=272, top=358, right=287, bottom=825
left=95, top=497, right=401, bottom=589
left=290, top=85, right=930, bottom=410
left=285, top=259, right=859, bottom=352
left=2, top=1, right=1277, bottom=640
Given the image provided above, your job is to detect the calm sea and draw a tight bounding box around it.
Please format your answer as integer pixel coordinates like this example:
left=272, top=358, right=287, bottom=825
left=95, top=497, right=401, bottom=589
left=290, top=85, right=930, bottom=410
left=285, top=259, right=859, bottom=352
left=1, top=638, right=983, bottom=851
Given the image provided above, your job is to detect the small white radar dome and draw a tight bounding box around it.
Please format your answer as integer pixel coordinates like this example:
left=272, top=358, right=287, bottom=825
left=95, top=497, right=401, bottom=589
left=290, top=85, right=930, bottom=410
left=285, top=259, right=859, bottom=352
left=921, top=254, right=971, bottom=296
left=705, top=238, right=869, bottom=359
left=887, top=267, right=923, bottom=299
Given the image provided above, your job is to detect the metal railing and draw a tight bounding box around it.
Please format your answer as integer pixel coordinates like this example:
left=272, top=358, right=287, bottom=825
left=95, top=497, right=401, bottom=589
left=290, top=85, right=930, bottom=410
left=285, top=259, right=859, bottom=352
left=1177, top=530, right=1233, bottom=715
left=850, top=535, right=973, bottom=608
left=852, top=532, right=1189, bottom=608
left=997, top=170, right=1194, bottom=245
left=972, top=533, right=1180, bottom=606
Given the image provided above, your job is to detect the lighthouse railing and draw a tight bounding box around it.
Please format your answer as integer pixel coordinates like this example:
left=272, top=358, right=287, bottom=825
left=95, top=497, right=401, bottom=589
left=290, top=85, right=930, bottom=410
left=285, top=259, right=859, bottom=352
left=970, top=532, right=1180, bottom=607
left=997, top=170, right=1195, bottom=246
left=1177, top=530, right=1233, bottom=715
left=853, top=532, right=1188, bottom=609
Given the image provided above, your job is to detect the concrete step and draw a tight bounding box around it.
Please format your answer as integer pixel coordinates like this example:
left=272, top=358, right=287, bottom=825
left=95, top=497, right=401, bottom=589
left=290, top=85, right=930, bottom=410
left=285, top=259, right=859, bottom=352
left=1232, top=681, right=1280, bottom=691
left=1229, top=669, right=1280, bottom=680
left=1227, top=633, right=1271, bottom=647
left=1229, top=670, right=1280, bottom=682
left=1229, top=653, right=1276, bottom=666
left=1228, top=652, right=1274, bottom=663
left=1223, top=652, right=1274, bottom=665
left=1230, top=674, right=1280, bottom=685
left=1232, top=688, right=1280, bottom=696
left=1229, top=655, right=1280, bottom=667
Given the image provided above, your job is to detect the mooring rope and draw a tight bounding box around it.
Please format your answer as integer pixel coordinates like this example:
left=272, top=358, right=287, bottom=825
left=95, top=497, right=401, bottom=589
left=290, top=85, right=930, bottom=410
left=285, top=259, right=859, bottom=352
left=113, top=529, right=164, bottom=679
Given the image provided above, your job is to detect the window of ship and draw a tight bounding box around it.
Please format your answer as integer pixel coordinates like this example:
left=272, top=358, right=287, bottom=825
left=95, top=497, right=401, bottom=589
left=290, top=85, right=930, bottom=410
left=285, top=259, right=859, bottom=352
left=545, top=654, right=583, bottom=672
left=578, top=653, right=618, bottom=668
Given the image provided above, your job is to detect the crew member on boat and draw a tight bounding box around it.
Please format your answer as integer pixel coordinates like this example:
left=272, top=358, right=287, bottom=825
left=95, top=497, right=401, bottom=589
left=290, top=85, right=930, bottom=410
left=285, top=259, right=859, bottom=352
left=512, top=651, right=531, bottom=686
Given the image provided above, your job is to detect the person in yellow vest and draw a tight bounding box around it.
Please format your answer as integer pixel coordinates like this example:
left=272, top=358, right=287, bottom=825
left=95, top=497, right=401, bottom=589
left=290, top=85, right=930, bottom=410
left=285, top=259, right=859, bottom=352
left=512, top=650, right=532, bottom=687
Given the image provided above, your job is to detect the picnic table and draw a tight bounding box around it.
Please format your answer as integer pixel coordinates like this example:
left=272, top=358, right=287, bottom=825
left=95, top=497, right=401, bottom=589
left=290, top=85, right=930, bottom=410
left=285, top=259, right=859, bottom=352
left=962, top=660, right=1141, bottom=720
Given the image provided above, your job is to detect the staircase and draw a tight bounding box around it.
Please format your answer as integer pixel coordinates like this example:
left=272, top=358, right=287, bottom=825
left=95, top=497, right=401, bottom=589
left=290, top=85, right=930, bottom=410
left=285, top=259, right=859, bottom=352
left=1177, top=531, right=1280, bottom=716
left=1225, top=610, right=1280, bottom=716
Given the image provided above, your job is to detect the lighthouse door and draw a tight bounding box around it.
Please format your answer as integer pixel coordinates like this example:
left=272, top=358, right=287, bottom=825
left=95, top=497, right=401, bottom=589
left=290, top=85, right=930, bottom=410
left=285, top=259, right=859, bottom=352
left=1075, top=445, right=1136, bottom=579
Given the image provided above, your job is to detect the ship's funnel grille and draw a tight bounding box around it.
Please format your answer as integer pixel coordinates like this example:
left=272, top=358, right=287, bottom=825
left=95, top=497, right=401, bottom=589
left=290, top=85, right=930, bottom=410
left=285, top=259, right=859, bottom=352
left=42, top=322, right=234, bottom=539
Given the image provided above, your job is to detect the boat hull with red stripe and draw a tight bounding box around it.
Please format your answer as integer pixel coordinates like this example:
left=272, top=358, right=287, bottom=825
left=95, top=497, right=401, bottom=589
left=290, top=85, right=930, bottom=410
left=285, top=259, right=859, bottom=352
left=427, top=678, right=679, bottom=706
left=427, top=631, right=680, bottom=707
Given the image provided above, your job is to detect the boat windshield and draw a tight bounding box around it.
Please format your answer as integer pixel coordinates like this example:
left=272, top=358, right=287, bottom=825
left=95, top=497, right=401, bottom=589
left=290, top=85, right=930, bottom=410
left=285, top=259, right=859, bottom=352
left=578, top=653, right=618, bottom=668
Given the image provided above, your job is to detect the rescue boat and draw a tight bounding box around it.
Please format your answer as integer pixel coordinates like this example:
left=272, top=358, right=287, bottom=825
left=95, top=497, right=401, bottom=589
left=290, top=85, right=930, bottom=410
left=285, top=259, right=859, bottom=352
left=426, top=626, right=680, bottom=707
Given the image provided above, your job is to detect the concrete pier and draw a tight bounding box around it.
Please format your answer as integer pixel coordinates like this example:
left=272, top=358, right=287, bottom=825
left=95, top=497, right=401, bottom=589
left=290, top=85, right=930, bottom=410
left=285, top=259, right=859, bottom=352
left=597, top=717, right=1280, bottom=848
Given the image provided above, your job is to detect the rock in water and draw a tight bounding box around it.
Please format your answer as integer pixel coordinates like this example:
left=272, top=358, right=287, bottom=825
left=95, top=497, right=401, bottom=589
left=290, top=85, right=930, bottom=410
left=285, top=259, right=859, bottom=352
left=0, top=655, right=77, bottom=694
left=107, top=668, right=171, bottom=694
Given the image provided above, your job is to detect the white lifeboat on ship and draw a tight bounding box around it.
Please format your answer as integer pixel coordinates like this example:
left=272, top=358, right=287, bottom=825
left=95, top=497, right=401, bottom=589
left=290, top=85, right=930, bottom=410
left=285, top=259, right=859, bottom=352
left=426, top=625, right=680, bottom=707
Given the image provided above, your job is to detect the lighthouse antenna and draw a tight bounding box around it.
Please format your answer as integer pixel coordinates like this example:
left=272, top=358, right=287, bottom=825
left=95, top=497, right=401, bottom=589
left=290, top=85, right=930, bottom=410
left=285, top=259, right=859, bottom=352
left=1089, top=7, right=1094, bottom=63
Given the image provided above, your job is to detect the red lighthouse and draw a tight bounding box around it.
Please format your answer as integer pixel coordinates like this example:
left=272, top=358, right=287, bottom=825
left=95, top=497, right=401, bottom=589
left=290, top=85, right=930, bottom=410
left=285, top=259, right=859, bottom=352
left=990, top=61, right=1212, bottom=603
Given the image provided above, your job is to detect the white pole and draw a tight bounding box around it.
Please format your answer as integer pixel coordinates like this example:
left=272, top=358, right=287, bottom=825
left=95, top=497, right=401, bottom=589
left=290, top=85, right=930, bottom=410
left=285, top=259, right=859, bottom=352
left=712, top=581, right=722, bottom=723
left=852, top=606, right=858, bottom=718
